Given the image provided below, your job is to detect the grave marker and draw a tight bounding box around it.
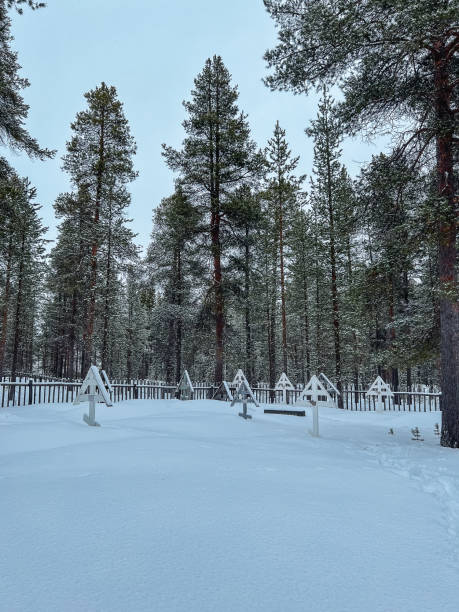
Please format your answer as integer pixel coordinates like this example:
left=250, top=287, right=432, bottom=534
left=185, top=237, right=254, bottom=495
left=366, top=376, right=393, bottom=410
left=231, top=379, right=259, bottom=419
left=101, top=369, right=113, bottom=400
left=295, top=375, right=334, bottom=408
left=319, top=372, right=340, bottom=398
left=212, top=381, right=233, bottom=402
left=232, top=369, right=249, bottom=389
left=176, top=370, right=194, bottom=400
left=74, top=365, right=113, bottom=427
left=310, top=400, right=319, bottom=437
left=275, top=372, right=295, bottom=404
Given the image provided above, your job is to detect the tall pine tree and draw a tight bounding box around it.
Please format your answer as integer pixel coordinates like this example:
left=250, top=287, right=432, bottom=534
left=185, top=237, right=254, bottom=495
left=163, top=56, right=262, bottom=383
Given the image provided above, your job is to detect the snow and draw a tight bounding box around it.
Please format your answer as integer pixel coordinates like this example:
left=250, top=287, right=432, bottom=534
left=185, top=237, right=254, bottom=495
left=1, top=399, right=458, bottom=612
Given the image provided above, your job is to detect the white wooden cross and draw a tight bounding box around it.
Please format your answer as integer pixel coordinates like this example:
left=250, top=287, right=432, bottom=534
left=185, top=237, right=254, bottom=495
left=310, top=400, right=319, bottom=437
left=295, top=375, right=334, bottom=408
left=212, top=381, right=233, bottom=402
left=74, top=365, right=113, bottom=427
left=100, top=369, right=113, bottom=400
left=319, top=372, right=340, bottom=400
left=232, top=368, right=249, bottom=389
left=366, top=376, right=393, bottom=410
left=176, top=370, right=194, bottom=400
left=275, top=372, right=295, bottom=404
left=231, top=378, right=259, bottom=419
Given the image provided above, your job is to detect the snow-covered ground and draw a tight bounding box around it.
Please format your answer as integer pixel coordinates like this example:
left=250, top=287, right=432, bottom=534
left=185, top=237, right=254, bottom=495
left=1, top=399, right=458, bottom=612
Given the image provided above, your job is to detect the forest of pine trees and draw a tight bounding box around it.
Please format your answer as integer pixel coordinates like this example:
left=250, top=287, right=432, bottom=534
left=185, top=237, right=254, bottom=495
left=0, top=2, right=457, bottom=444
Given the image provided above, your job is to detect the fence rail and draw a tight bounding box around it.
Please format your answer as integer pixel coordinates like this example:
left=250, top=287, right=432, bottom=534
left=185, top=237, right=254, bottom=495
left=0, top=379, right=442, bottom=412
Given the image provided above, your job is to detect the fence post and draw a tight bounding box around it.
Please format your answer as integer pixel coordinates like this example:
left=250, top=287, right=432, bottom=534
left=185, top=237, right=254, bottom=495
left=133, top=383, right=138, bottom=399
left=28, top=379, right=33, bottom=405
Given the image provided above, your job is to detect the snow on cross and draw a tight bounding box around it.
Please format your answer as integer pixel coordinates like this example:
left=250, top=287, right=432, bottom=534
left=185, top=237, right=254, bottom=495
left=176, top=370, right=194, bottom=400
left=319, top=372, right=340, bottom=398
left=73, top=365, right=113, bottom=426
left=275, top=372, right=295, bottom=404
left=212, top=381, right=233, bottom=402
left=295, top=375, right=335, bottom=408
left=366, top=376, right=394, bottom=410
left=231, top=378, right=259, bottom=419
left=101, top=369, right=113, bottom=399
left=232, top=369, right=249, bottom=388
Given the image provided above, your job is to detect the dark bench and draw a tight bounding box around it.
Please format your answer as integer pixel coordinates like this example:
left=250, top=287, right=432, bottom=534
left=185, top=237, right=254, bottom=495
left=264, top=409, right=305, bottom=417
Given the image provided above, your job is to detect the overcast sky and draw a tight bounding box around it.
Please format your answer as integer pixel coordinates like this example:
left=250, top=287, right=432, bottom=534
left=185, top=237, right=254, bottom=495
left=5, top=0, right=386, bottom=252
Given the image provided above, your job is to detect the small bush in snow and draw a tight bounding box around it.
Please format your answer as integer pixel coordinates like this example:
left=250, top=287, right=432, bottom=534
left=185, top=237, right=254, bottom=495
left=388, top=428, right=394, bottom=435
left=411, top=427, right=424, bottom=441
left=434, top=423, right=440, bottom=436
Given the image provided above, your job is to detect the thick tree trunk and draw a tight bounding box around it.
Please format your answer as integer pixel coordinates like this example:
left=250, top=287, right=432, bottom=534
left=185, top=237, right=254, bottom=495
left=101, top=204, right=112, bottom=373
left=175, top=248, right=183, bottom=383
left=433, top=44, right=459, bottom=447
left=211, top=210, right=224, bottom=384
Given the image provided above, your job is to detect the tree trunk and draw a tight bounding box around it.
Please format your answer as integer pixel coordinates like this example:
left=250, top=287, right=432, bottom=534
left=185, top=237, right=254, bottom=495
left=278, top=185, right=288, bottom=374
left=67, top=291, right=77, bottom=379
left=244, top=225, right=254, bottom=384
left=175, top=248, right=183, bottom=383
left=0, top=234, right=13, bottom=377
left=101, top=199, right=112, bottom=373
left=126, top=297, right=133, bottom=381
left=211, top=209, right=224, bottom=384
left=433, top=43, right=459, bottom=447
left=10, top=231, right=25, bottom=391
left=302, top=250, right=311, bottom=381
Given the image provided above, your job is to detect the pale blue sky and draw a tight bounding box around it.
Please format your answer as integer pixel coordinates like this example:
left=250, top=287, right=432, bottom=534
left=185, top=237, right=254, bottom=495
left=6, top=0, right=384, bottom=251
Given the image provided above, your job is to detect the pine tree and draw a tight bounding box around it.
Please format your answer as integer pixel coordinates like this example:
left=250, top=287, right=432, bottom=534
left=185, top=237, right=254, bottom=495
left=289, top=207, right=315, bottom=382
left=162, top=56, right=262, bottom=383
left=0, top=1, right=52, bottom=157
left=62, top=83, right=137, bottom=374
left=307, top=90, right=346, bottom=406
left=265, top=121, right=303, bottom=375
left=224, top=185, right=263, bottom=384
left=0, top=173, right=45, bottom=381
left=146, top=187, right=199, bottom=383
left=7, top=1, right=44, bottom=11
left=264, top=0, right=459, bottom=445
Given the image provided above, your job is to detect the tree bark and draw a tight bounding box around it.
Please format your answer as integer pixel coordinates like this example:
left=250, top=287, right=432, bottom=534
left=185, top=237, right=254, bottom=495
left=0, top=234, right=13, bottom=378
left=433, top=42, right=459, bottom=447
left=175, top=247, right=183, bottom=383
left=101, top=195, right=112, bottom=373
left=301, top=249, right=311, bottom=381
left=244, top=225, right=254, bottom=384
left=278, top=177, right=288, bottom=374
left=9, top=231, right=25, bottom=392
